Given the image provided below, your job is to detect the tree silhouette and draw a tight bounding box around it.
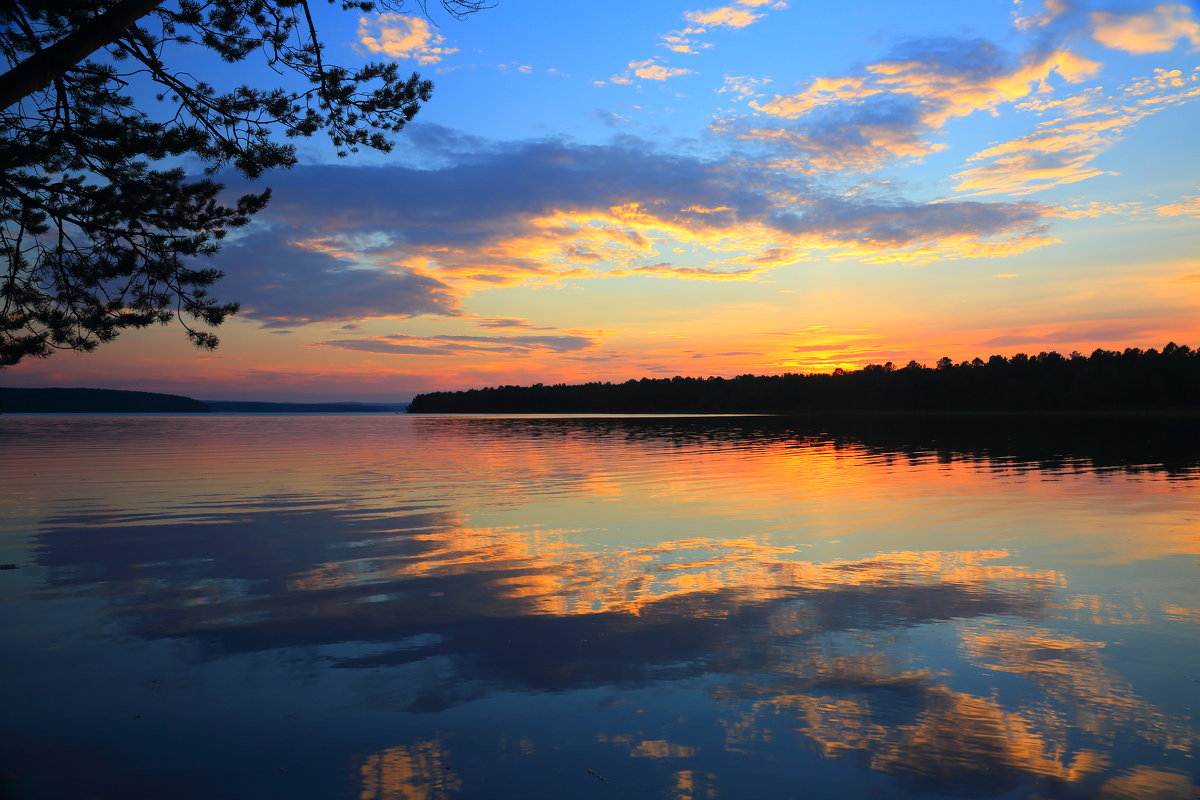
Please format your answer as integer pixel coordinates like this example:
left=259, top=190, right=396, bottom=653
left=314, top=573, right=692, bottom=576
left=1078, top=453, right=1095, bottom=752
left=407, top=344, right=1200, bottom=414
left=0, top=0, right=487, bottom=366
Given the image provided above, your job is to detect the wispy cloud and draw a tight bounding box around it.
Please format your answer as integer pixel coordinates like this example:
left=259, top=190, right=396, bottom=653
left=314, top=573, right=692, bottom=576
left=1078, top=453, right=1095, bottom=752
left=357, top=14, right=459, bottom=64
left=319, top=332, right=597, bottom=356
left=473, top=317, right=551, bottom=330
left=734, top=39, right=1099, bottom=174
left=661, top=0, right=786, bottom=54
left=1157, top=191, right=1200, bottom=216
left=717, top=75, right=772, bottom=101
left=750, top=44, right=1097, bottom=126
left=954, top=67, right=1200, bottom=195
left=604, top=58, right=694, bottom=85
left=608, top=0, right=787, bottom=84
left=1012, top=0, right=1070, bottom=31
left=1048, top=200, right=1143, bottom=219
left=729, top=21, right=1199, bottom=197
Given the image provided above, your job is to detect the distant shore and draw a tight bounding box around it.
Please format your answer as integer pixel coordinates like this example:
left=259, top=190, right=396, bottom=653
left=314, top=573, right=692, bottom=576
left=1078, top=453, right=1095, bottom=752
left=0, top=388, right=407, bottom=414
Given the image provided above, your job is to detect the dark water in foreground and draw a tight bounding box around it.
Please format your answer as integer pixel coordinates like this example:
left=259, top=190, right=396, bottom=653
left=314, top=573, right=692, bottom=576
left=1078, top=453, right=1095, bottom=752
left=1, top=414, right=1199, bottom=800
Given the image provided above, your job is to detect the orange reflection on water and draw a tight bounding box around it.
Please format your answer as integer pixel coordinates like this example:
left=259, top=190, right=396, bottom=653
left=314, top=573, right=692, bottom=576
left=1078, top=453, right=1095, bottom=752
left=358, top=740, right=460, bottom=800
left=1097, top=766, right=1200, bottom=799
left=1163, top=605, right=1200, bottom=624
left=603, top=736, right=698, bottom=759
left=1055, top=594, right=1151, bottom=626
left=669, top=769, right=719, bottom=800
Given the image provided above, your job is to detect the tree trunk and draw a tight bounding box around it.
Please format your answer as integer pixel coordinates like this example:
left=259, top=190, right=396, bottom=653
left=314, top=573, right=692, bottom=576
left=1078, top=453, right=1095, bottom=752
left=0, top=0, right=163, bottom=110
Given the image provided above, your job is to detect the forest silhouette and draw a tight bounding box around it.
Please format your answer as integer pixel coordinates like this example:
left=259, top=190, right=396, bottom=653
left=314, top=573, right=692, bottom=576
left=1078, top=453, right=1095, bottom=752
left=407, top=344, right=1200, bottom=414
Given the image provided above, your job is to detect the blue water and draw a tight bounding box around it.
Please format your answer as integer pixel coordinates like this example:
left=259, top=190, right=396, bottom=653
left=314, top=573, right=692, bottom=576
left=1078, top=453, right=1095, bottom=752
left=1, top=414, right=1198, bottom=799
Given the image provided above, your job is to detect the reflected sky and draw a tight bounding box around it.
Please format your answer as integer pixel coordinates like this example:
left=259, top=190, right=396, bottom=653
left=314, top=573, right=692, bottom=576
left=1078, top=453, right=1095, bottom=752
left=2, top=415, right=1199, bottom=799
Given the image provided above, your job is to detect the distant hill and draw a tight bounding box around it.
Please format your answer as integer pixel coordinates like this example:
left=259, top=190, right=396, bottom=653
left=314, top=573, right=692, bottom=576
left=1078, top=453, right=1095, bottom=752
left=206, top=401, right=408, bottom=413
left=0, top=387, right=211, bottom=413
left=408, top=344, right=1200, bottom=414
left=0, top=389, right=411, bottom=413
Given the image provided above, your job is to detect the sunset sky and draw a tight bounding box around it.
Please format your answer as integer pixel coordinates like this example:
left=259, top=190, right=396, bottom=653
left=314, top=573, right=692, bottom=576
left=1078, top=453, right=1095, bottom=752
left=5, top=0, right=1200, bottom=401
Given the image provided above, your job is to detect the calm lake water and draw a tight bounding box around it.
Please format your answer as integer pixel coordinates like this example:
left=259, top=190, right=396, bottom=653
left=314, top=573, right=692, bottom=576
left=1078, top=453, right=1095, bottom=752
left=2, top=414, right=1199, bottom=800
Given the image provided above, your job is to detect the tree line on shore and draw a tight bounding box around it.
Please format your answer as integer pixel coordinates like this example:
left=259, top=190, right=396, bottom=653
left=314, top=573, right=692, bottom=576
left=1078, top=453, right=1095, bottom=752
left=406, top=344, right=1200, bottom=413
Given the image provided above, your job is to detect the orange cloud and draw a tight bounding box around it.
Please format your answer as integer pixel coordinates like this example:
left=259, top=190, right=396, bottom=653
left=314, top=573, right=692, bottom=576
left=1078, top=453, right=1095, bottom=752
left=1091, top=3, right=1200, bottom=54
left=357, top=14, right=459, bottom=64
left=298, top=194, right=1054, bottom=289
left=867, top=48, right=1099, bottom=128
left=607, top=58, right=694, bottom=84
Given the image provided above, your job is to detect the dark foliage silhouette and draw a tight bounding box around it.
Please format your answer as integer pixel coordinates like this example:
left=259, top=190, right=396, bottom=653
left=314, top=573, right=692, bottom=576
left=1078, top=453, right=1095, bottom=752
left=407, top=344, right=1200, bottom=413
left=0, top=0, right=486, bottom=366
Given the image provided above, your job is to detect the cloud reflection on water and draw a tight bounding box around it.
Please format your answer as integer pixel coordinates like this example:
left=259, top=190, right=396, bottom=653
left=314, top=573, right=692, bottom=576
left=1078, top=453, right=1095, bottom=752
left=11, top=415, right=1200, bottom=798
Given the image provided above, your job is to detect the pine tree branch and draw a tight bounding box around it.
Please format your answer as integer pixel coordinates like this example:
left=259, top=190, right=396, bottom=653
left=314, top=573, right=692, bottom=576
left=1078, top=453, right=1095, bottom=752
left=0, top=0, right=163, bottom=110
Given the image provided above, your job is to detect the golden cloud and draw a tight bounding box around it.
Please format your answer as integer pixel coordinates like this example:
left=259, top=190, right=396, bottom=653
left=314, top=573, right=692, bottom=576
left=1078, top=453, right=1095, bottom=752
left=657, top=1, right=784, bottom=61
left=357, top=14, right=459, bottom=64
left=684, top=4, right=763, bottom=28
left=1091, top=3, right=1200, bottom=54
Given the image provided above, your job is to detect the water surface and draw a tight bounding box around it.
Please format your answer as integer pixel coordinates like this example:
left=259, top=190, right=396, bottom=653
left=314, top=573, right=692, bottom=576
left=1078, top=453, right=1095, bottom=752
left=2, top=414, right=1198, bottom=799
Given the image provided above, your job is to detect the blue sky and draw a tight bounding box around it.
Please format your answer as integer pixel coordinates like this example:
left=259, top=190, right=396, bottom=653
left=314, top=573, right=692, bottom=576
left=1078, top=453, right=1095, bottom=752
left=5, top=0, right=1199, bottom=400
